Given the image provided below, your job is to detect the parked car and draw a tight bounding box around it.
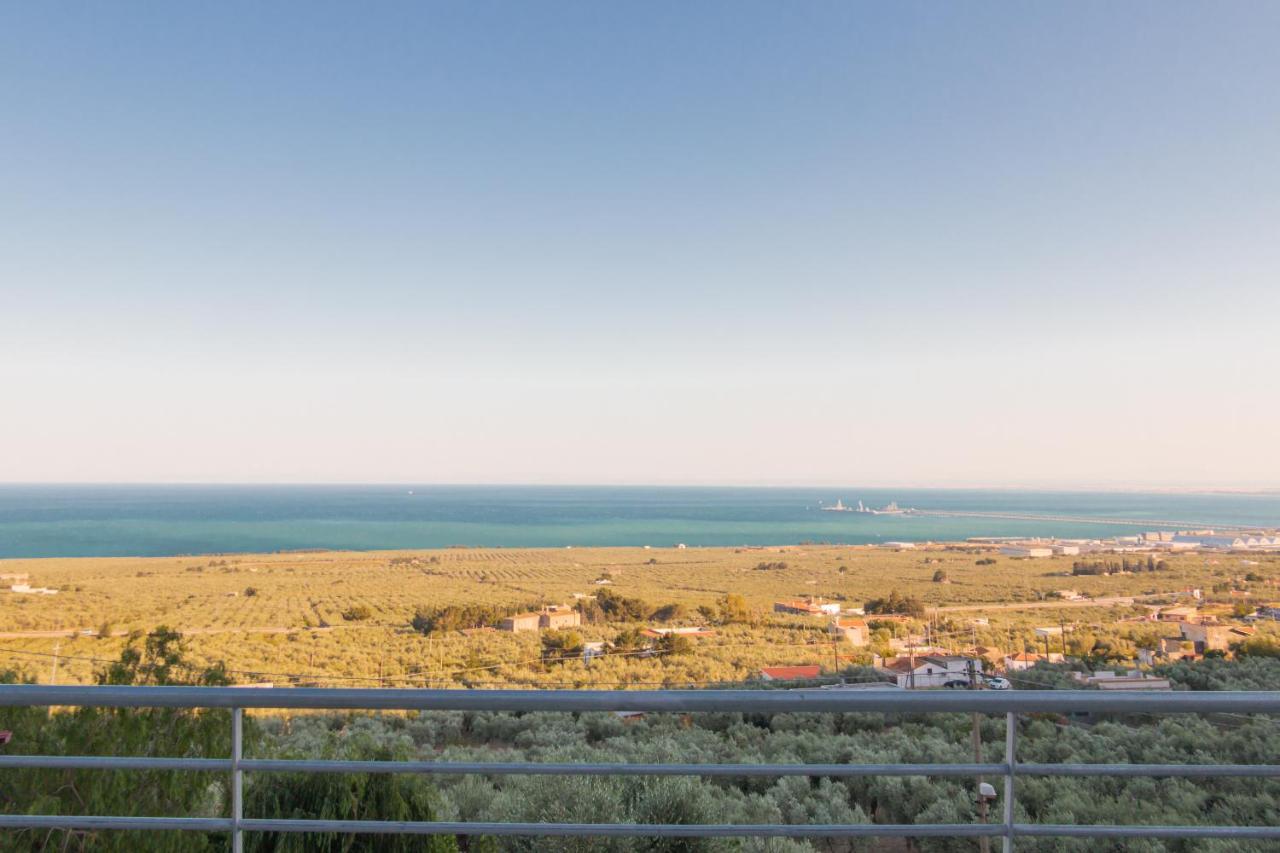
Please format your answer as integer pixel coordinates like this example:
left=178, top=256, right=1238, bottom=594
left=985, top=676, right=1011, bottom=690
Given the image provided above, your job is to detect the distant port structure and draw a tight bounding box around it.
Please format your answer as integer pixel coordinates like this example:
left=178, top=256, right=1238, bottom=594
left=820, top=499, right=913, bottom=515
left=817, top=500, right=1265, bottom=532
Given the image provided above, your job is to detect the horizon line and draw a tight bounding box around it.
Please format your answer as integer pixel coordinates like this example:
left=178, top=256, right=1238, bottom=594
left=0, top=481, right=1277, bottom=495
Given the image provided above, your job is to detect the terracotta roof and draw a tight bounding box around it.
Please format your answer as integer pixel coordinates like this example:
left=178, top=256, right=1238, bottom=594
left=877, top=658, right=916, bottom=674
left=1006, top=652, right=1045, bottom=662
left=759, top=665, right=822, bottom=680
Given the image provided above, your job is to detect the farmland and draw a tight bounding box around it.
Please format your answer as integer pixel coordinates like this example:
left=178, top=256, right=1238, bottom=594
left=0, top=545, right=1277, bottom=688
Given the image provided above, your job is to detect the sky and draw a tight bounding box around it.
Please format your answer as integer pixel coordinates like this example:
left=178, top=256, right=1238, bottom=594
left=2, top=2, right=1278, bottom=488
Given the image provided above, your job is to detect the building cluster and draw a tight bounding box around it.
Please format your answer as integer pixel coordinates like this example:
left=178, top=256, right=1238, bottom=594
left=988, top=530, right=1280, bottom=558
left=498, top=605, right=582, bottom=632
left=755, top=646, right=1173, bottom=691
left=1135, top=604, right=1257, bottom=664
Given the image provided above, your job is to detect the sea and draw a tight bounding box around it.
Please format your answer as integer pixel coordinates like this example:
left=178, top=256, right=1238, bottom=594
left=0, top=485, right=1278, bottom=560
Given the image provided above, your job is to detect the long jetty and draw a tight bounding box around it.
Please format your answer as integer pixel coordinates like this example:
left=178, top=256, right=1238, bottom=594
left=909, top=509, right=1256, bottom=530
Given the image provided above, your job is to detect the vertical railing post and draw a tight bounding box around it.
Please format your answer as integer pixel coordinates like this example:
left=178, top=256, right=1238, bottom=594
left=1002, top=711, right=1017, bottom=853
left=232, top=707, right=244, bottom=853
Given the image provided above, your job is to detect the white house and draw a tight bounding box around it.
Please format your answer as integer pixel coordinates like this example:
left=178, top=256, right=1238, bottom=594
left=876, top=655, right=974, bottom=689
left=9, top=583, right=58, bottom=595
left=1003, top=651, right=1064, bottom=671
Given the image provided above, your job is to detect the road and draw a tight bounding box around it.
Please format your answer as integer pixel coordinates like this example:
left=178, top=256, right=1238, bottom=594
left=931, top=595, right=1142, bottom=614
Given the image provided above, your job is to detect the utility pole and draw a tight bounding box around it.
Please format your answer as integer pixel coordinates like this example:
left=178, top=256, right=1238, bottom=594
left=50, top=641, right=61, bottom=685
left=967, top=655, right=990, bottom=851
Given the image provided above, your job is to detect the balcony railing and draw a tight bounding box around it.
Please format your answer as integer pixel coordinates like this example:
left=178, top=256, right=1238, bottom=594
left=2, top=685, right=1280, bottom=851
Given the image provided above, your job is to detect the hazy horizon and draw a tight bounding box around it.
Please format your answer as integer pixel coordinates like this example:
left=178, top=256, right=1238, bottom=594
left=4, top=3, right=1278, bottom=487
left=2, top=480, right=1277, bottom=493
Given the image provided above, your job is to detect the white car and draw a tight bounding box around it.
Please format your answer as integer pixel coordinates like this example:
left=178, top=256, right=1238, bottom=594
left=985, top=677, right=1011, bottom=690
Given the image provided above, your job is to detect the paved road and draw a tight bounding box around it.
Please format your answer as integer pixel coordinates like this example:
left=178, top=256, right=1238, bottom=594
left=932, top=595, right=1141, bottom=614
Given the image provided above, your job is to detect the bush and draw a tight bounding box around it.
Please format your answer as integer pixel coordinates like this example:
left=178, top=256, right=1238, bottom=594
left=0, top=629, right=234, bottom=852
left=864, top=591, right=925, bottom=618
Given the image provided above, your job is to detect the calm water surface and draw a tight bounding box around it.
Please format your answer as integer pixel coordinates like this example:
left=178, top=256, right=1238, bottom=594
left=0, top=485, right=1277, bottom=558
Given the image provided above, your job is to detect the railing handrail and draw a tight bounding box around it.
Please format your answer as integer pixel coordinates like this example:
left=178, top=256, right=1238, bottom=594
left=4, top=684, right=1280, bottom=713
left=5, top=686, right=1280, bottom=850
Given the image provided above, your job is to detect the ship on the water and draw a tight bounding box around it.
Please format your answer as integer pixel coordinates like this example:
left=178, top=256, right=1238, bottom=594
left=820, top=499, right=916, bottom=515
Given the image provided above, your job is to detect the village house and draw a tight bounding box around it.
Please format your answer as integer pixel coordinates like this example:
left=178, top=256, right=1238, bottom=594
left=829, top=617, right=868, bottom=646
left=538, top=605, right=582, bottom=630
left=1157, top=605, right=1198, bottom=623
left=1003, top=651, right=1064, bottom=671
left=774, top=598, right=841, bottom=616
left=1074, top=670, right=1172, bottom=691
left=1179, top=622, right=1252, bottom=654
left=498, top=612, right=542, bottom=632
left=9, top=583, right=58, bottom=595
left=1139, top=643, right=1199, bottom=665
left=965, top=646, right=1004, bottom=668
left=875, top=655, right=975, bottom=689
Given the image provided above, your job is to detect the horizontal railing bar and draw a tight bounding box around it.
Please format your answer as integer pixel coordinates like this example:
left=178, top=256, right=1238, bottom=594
left=240, top=759, right=1005, bottom=777
left=3, top=685, right=1280, bottom=713
left=1016, top=824, right=1280, bottom=839
left=0, top=754, right=1001, bottom=777
left=3, top=815, right=1277, bottom=839
left=0, top=815, right=232, bottom=832
left=0, top=755, right=229, bottom=771
left=236, top=819, right=1002, bottom=837
left=12, top=755, right=1280, bottom=779
left=1019, top=762, right=1280, bottom=778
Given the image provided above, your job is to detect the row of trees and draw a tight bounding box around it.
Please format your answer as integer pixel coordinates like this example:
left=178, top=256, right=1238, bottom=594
left=410, top=603, right=542, bottom=634
left=540, top=627, right=695, bottom=665
left=1071, top=557, right=1167, bottom=576
left=863, top=591, right=926, bottom=618
left=0, top=628, right=459, bottom=852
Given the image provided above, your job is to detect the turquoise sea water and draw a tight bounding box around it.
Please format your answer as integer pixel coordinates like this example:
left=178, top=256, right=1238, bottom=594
left=0, top=485, right=1277, bottom=559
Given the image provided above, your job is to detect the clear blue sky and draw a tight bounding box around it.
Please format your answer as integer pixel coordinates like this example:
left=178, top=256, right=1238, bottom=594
left=3, top=3, right=1278, bottom=487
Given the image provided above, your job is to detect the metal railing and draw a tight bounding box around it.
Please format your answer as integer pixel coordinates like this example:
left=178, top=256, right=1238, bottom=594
left=2, top=685, right=1280, bottom=850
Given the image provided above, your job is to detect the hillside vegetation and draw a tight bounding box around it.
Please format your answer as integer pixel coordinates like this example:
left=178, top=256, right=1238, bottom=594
left=0, top=546, right=1276, bottom=688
